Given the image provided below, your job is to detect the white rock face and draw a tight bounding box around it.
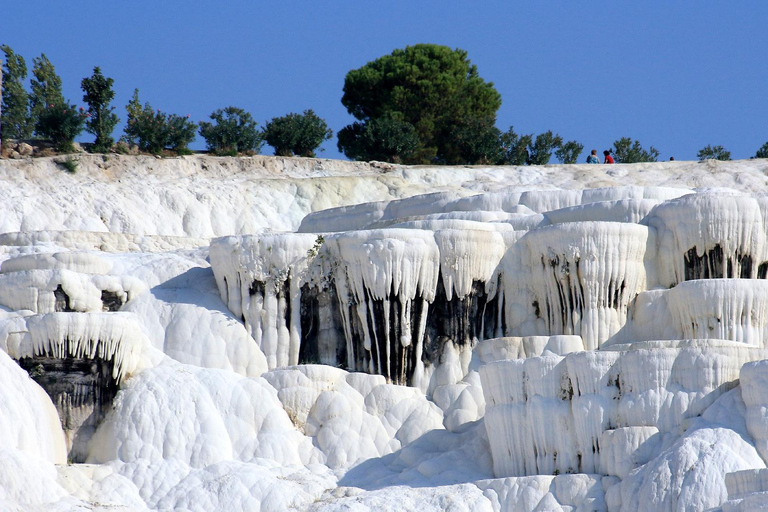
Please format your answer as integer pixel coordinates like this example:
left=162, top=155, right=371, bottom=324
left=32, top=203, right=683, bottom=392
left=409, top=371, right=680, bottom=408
left=2, top=156, right=768, bottom=510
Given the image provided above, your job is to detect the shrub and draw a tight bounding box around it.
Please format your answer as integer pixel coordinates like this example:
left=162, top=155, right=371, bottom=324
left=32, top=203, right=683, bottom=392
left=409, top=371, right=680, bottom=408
left=263, top=109, right=332, bottom=157
left=337, top=114, right=420, bottom=163
left=58, top=156, right=78, bottom=173
left=612, top=137, right=659, bottom=163
left=756, top=142, right=768, bottom=159
left=697, top=145, right=731, bottom=161
left=81, top=67, right=119, bottom=153
left=165, top=113, right=196, bottom=153
left=499, top=127, right=532, bottom=165
left=122, top=89, right=195, bottom=154
left=527, top=131, right=563, bottom=165
left=555, top=140, right=584, bottom=164
left=35, top=102, right=87, bottom=152
left=199, top=106, right=262, bottom=155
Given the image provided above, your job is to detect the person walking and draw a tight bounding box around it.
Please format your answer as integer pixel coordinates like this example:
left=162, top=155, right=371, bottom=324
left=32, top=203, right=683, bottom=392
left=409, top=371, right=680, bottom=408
left=603, top=150, right=615, bottom=164
left=586, top=149, right=600, bottom=164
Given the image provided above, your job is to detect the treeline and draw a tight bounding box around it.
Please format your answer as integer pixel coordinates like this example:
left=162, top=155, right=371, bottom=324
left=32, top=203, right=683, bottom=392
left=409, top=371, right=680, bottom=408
left=2, top=43, right=767, bottom=163
left=0, top=45, right=332, bottom=157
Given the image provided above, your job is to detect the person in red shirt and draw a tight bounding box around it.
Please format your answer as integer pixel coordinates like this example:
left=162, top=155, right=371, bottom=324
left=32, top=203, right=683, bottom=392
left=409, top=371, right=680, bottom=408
left=603, top=150, right=615, bottom=164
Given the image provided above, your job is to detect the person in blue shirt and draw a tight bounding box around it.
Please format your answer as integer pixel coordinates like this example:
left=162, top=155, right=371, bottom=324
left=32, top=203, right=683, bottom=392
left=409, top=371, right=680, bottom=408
left=586, top=149, right=600, bottom=164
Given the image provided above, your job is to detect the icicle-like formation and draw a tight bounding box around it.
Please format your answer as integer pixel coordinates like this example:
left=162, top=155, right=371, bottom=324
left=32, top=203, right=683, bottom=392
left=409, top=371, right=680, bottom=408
left=329, top=229, right=439, bottom=303
left=480, top=341, right=761, bottom=477
left=209, top=233, right=320, bottom=369
left=665, top=280, right=768, bottom=347
left=20, top=312, right=151, bottom=383
left=327, top=229, right=439, bottom=386
left=648, top=193, right=768, bottom=287
left=434, top=229, right=507, bottom=301
left=520, top=222, right=653, bottom=350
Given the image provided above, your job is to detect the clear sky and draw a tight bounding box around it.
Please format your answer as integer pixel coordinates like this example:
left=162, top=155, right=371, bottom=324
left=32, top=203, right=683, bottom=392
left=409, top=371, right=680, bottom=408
left=2, top=1, right=767, bottom=161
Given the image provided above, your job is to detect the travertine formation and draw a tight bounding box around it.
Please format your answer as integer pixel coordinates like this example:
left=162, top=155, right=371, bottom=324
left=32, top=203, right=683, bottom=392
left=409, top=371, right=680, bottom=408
left=1, top=155, right=768, bottom=510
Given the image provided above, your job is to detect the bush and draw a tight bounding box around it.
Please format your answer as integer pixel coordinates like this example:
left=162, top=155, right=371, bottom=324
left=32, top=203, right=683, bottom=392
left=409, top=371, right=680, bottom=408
left=337, top=114, right=420, bottom=163
left=756, top=142, right=768, bottom=159
left=527, top=131, right=563, bottom=165
left=612, top=137, right=659, bottom=163
left=263, top=109, right=332, bottom=157
left=199, top=106, right=262, bottom=155
left=499, top=127, right=532, bottom=165
left=122, top=89, right=195, bottom=154
left=35, top=102, right=87, bottom=152
left=58, top=156, right=78, bottom=173
left=555, top=140, right=584, bottom=164
left=165, top=113, right=196, bottom=153
left=697, top=145, right=731, bottom=161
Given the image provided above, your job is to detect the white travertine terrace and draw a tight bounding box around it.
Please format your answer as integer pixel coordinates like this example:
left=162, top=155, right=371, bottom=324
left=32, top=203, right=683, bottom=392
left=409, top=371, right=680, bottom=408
left=3, top=156, right=768, bottom=509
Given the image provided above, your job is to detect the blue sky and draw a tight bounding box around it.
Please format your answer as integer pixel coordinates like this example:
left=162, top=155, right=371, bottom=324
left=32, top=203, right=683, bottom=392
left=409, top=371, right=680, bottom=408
left=2, top=1, right=767, bottom=161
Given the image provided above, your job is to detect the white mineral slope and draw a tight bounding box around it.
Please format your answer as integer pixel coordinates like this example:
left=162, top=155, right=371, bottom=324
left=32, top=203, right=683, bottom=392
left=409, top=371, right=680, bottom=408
left=4, top=156, right=768, bottom=511
left=613, top=388, right=765, bottom=512
left=2, top=155, right=768, bottom=237
left=0, top=348, right=67, bottom=464
left=85, top=361, right=455, bottom=509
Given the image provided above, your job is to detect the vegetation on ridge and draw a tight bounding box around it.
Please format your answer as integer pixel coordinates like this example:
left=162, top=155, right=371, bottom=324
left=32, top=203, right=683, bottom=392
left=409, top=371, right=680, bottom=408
left=0, top=43, right=766, bottom=162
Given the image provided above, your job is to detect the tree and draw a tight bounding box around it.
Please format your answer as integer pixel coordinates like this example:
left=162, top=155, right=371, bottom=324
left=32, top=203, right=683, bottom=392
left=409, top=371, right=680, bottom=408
left=337, top=114, right=420, bottom=163
left=555, top=140, right=584, bottom=164
left=262, top=109, right=332, bottom=157
left=29, top=54, right=64, bottom=135
left=81, top=67, right=119, bottom=152
left=123, top=89, right=165, bottom=153
left=122, top=89, right=195, bottom=154
left=35, top=102, right=87, bottom=152
left=199, top=106, right=262, bottom=155
left=340, top=44, right=502, bottom=164
left=527, top=131, right=563, bottom=165
left=165, top=113, right=196, bottom=153
left=755, top=142, right=768, bottom=159
left=697, top=145, right=731, bottom=161
left=612, top=137, right=659, bottom=163
left=450, top=117, right=503, bottom=165
left=499, top=127, right=532, bottom=165
left=1, top=45, right=33, bottom=139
